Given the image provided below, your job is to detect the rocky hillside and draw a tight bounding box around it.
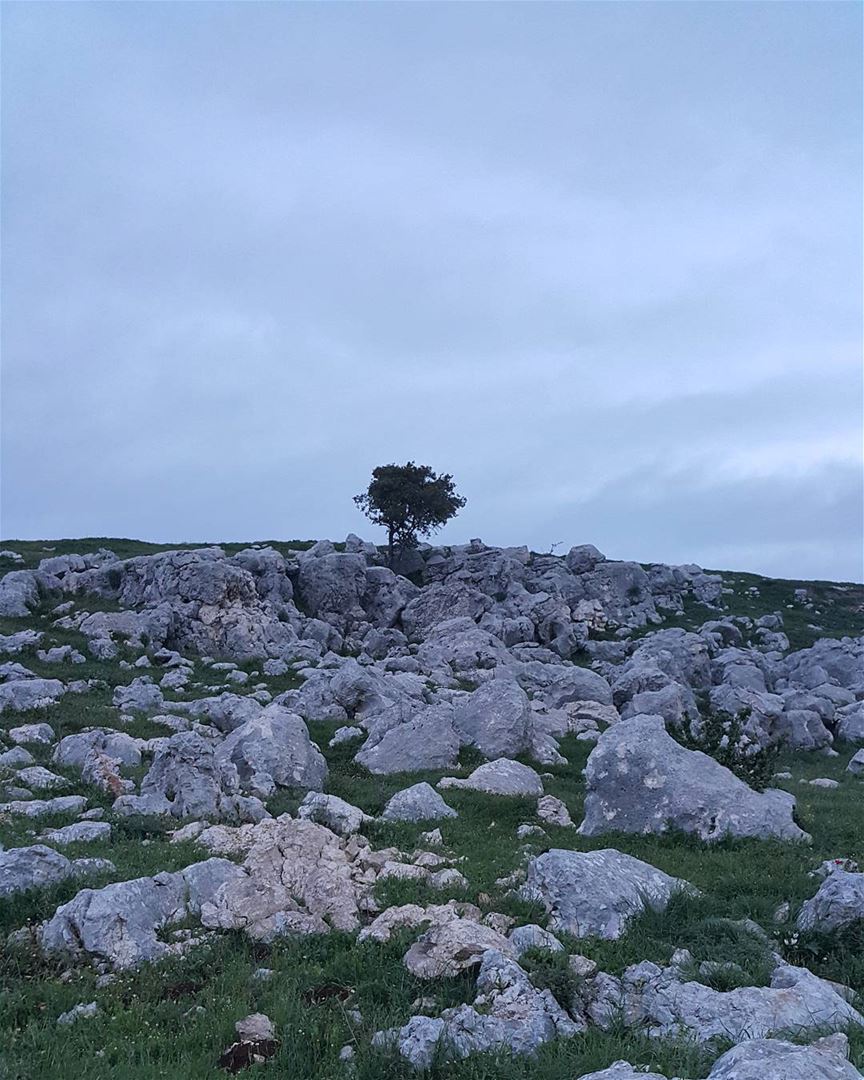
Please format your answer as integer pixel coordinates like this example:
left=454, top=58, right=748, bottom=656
left=0, top=537, right=862, bottom=1080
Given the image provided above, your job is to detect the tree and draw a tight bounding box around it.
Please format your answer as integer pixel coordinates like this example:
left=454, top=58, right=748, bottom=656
left=354, top=462, right=466, bottom=566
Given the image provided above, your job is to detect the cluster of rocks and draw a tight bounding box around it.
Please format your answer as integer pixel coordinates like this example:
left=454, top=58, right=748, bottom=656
left=1, top=538, right=862, bottom=1076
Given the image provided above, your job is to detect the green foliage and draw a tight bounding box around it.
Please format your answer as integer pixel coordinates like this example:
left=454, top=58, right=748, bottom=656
left=353, top=462, right=466, bottom=563
left=676, top=707, right=779, bottom=791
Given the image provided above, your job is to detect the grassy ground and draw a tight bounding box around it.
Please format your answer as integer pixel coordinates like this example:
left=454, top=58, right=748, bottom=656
left=0, top=543, right=862, bottom=1078
left=2, top=713, right=862, bottom=1078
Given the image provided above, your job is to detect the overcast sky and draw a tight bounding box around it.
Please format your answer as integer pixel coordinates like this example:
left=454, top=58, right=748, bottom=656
left=2, top=2, right=862, bottom=581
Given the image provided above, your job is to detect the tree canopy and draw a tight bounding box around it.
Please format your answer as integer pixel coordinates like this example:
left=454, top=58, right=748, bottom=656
left=354, top=462, right=466, bottom=564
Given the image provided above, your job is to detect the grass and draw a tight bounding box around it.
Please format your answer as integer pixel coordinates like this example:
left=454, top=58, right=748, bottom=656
left=0, top=542, right=862, bottom=1077
left=2, top=722, right=862, bottom=1079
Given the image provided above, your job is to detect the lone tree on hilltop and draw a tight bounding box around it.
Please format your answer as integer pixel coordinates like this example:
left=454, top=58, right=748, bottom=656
left=354, top=462, right=466, bottom=566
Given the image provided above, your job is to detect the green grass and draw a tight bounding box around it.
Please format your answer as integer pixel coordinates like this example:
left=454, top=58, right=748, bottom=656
left=0, top=542, right=862, bottom=1078
left=2, top=723, right=862, bottom=1079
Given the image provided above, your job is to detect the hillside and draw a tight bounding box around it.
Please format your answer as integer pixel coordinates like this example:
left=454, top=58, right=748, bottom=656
left=0, top=537, right=862, bottom=1080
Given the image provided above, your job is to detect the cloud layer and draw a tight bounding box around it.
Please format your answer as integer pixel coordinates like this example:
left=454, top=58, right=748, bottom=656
left=2, top=3, right=861, bottom=580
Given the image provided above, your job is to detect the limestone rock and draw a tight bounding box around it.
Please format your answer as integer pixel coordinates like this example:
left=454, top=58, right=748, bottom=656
left=520, top=849, right=688, bottom=939
left=297, top=792, right=368, bottom=836
left=579, top=715, right=810, bottom=843
left=403, top=917, right=514, bottom=978
left=438, top=759, right=543, bottom=797
left=452, top=678, right=532, bottom=760
left=797, top=871, right=864, bottom=935
left=376, top=950, right=580, bottom=1067
left=216, top=705, right=327, bottom=796
left=707, top=1034, right=863, bottom=1079
left=381, top=783, right=458, bottom=823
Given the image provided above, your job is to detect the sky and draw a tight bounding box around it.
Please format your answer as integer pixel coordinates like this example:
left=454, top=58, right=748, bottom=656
left=2, top=1, right=862, bottom=581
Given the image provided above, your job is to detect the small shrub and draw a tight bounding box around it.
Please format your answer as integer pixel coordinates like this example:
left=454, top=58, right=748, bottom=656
left=677, top=707, right=778, bottom=791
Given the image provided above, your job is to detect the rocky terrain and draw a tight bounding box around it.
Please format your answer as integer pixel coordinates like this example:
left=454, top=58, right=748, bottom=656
left=0, top=536, right=862, bottom=1079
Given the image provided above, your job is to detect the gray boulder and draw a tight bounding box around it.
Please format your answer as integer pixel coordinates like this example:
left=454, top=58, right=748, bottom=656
left=0, top=629, right=43, bottom=654
left=403, top=917, right=514, bottom=978
left=296, top=552, right=367, bottom=622
left=707, top=1034, right=863, bottom=1080
left=579, top=715, right=810, bottom=844
left=565, top=544, right=606, bottom=574
left=0, top=844, right=74, bottom=897
left=8, top=722, right=55, bottom=745
left=362, top=566, right=418, bottom=628
left=452, top=677, right=532, bottom=759
left=797, top=871, right=864, bottom=935
left=216, top=705, right=327, bottom=796
left=0, top=678, right=65, bottom=714
left=848, top=749, right=864, bottom=776
left=612, top=960, right=863, bottom=1042
left=180, top=692, right=263, bottom=733
left=836, top=702, right=864, bottom=744
left=113, top=732, right=266, bottom=822
left=376, top=950, right=580, bottom=1068
left=507, top=923, right=564, bottom=958
left=439, top=758, right=543, bottom=797
left=381, top=782, right=458, bottom=823
left=297, top=792, right=368, bottom=836
left=355, top=706, right=460, bottom=775
left=0, top=795, right=87, bottom=818
left=579, top=1066, right=673, bottom=1080
left=401, top=582, right=491, bottom=640
left=520, top=849, right=688, bottom=939
left=53, top=729, right=142, bottom=769
left=113, top=678, right=164, bottom=713
left=0, top=570, right=41, bottom=616
left=41, top=822, right=112, bottom=846
left=40, top=858, right=245, bottom=969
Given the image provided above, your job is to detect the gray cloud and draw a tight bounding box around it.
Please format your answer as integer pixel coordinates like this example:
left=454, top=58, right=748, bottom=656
left=1, top=2, right=861, bottom=580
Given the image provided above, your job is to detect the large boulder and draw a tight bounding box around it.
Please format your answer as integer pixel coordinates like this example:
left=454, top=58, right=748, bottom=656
left=354, top=705, right=459, bottom=775
left=216, top=705, right=327, bottom=796
left=578, top=715, right=810, bottom=843
left=180, top=692, right=263, bottom=733
left=401, top=582, right=491, bottom=640
left=611, top=960, right=863, bottom=1042
left=198, top=818, right=366, bottom=939
left=40, top=858, right=244, bottom=969
left=403, top=917, right=515, bottom=978
left=297, top=792, right=368, bottom=836
left=836, top=702, right=864, bottom=744
left=797, top=871, right=864, bottom=935
left=53, top=729, right=142, bottom=770
left=452, top=677, right=532, bottom=759
left=0, top=678, right=65, bottom=714
left=0, top=845, right=74, bottom=897
left=520, top=849, right=688, bottom=939
left=361, top=566, right=418, bottom=627
left=113, top=732, right=266, bottom=823
left=707, top=1034, right=863, bottom=1080
left=0, top=570, right=41, bottom=616
left=296, top=553, right=367, bottom=622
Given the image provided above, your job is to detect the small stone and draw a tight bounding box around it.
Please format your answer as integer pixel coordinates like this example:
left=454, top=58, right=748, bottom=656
left=235, top=1012, right=276, bottom=1042
left=57, top=1002, right=99, bottom=1026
